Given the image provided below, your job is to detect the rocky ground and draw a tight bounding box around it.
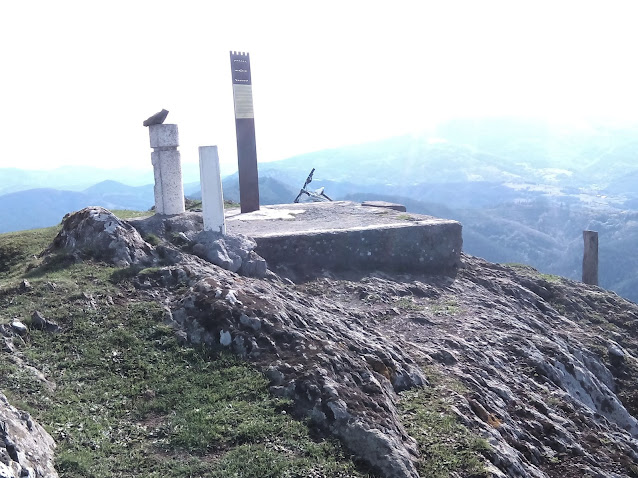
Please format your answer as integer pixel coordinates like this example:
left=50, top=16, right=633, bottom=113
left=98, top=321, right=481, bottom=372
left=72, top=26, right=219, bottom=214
left=2, top=207, right=638, bottom=477
left=300, top=259, right=638, bottom=477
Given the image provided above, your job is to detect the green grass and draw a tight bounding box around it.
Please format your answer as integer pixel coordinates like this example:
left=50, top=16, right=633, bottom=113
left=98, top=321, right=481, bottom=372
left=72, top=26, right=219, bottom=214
left=112, top=209, right=153, bottom=220
left=429, top=299, right=461, bottom=316
left=0, top=228, right=370, bottom=478
left=394, top=297, right=424, bottom=311
left=505, top=263, right=562, bottom=283
left=504, top=263, right=537, bottom=272
left=184, top=199, right=240, bottom=211
left=0, top=226, right=59, bottom=279
left=539, top=273, right=562, bottom=284
left=224, top=200, right=241, bottom=209
left=184, top=199, right=203, bottom=211
left=398, top=370, right=489, bottom=478
left=143, top=233, right=161, bottom=246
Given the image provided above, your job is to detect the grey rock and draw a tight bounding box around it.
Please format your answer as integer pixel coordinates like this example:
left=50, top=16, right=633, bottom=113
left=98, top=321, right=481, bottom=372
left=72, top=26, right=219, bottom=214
left=2, top=337, right=16, bottom=354
left=186, top=321, right=206, bottom=344
left=608, top=342, right=625, bottom=362
left=232, top=335, right=247, bottom=357
left=191, top=231, right=265, bottom=276
left=143, top=109, right=169, bottom=127
left=19, top=280, right=31, bottom=292
left=174, top=330, right=188, bottom=344
left=265, top=366, right=285, bottom=386
left=239, top=251, right=268, bottom=278
left=322, top=378, right=340, bottom=399
left=30, top=311, right=59, bottom=333
left=225, top=290, right=242, bottom=306
left=193, top=241, right=241, bottom=272
left=128, top=212, right=203, bottom=240
left=162, top=307, right=173, bottom=324
left=10, top=321, right=27, bottom=336
left=0, top=325, right=11, bottom=338
left=220, top=330, right=232, bottom=346
left=239, top=314, right=261, bottom=331
left=432, top=348, right=458, bottom=365
left=333, top=422, right=419, bottom=478
left=327, top=399, right=349, bottom=421
left=46, top=207, right=155, bottom=267
left=0, top=393, right=58, bottom=478
left=391, top=365, right=428, bottom=392
left=309, top=406, right=327, bottom=424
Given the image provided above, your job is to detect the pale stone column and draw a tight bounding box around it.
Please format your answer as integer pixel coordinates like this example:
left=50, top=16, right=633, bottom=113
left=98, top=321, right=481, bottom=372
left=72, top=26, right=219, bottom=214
left=582, top=230, right=599, bottom=286
left=148, top=124, right=185, bottom=215
left=199, top=146, right=226, bottom=234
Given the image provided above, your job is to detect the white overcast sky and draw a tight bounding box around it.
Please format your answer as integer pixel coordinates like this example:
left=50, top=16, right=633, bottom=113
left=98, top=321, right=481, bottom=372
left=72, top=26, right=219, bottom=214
left=1, top=0, right=638, bottom=173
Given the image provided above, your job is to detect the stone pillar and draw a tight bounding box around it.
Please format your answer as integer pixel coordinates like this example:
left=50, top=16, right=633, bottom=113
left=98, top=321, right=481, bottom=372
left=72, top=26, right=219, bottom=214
left=199, top=146, right=226, bottom=234
left=582, top=230, right=598, bottom=286
left=148, top=124, right=185, bottom=215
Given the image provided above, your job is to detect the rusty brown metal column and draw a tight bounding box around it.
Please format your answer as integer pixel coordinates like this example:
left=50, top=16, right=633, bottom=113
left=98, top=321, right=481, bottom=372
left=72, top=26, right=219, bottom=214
left=230, top=51, right=260, bottom=213
left=582, top=230, right=599, bottom=285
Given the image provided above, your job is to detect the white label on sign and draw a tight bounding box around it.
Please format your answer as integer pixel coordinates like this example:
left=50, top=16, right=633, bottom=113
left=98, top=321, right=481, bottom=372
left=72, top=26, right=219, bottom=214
left=233, top=84, right=254, bottom=119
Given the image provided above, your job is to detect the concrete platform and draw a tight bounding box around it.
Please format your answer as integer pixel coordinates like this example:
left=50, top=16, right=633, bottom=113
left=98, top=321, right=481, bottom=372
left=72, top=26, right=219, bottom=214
left=225, top=201, right=462, bottom=276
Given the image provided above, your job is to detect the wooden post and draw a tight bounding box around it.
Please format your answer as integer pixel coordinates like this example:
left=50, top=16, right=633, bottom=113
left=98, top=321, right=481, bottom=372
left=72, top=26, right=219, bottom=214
left=582, top=230, right=598, bottom=286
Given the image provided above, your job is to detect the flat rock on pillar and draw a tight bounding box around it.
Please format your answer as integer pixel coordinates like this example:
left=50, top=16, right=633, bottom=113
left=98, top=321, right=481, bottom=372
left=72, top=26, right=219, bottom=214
left=143, top=108, right=169, bottom=127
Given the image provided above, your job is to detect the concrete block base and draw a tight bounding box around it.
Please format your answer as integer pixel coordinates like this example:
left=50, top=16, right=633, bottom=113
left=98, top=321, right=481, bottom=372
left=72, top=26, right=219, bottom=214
left=226, top=202, right=462, bottom=276
left=254, top=222, right=461, bottom=275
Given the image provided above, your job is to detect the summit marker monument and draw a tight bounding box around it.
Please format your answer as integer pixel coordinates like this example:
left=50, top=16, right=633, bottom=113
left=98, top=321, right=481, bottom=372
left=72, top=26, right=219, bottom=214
left=230, top=51, right=260, bottom=213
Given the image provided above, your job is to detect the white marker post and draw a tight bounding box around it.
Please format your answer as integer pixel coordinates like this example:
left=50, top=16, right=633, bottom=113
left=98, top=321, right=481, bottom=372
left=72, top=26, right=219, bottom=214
left=149, top=124, right=185, bottom=215
left=199, top=146, right=226, bottom=234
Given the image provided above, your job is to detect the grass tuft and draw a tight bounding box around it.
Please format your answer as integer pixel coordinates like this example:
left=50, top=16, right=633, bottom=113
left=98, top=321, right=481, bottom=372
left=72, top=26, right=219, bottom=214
left=112, top=210, right=153, bottom=220
left=399, top=369, right=490, bottom=478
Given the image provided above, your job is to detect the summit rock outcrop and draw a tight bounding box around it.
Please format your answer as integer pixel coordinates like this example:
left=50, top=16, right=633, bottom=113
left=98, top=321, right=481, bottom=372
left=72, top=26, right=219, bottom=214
left=5, top=207, right=638, bottom=477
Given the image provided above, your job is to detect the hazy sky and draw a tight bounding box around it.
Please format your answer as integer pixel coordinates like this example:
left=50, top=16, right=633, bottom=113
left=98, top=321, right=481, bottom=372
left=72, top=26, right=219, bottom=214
left=2, top=0, right=638, bottom=174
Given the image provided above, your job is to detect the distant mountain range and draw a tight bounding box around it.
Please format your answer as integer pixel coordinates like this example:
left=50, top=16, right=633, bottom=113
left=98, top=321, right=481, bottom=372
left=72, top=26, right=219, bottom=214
left=0, top=163, right=203, bottom=196
left=1, top=116, right=637, bottom=301
left=0, top=180, right=202, bottom=234
left=255, top=117, right=638, bottom=302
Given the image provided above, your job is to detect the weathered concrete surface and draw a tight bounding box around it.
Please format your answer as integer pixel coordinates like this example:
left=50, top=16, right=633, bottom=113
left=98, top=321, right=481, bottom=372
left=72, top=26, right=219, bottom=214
left=226, top=201, right=462, bottom=276
left=199, top=146, right=226, bottom=234
left=149, top=123, right=179, bottom=149
left=148, top=123, right=185, bottom=215
left=361, top=200, right=407, bottom=212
